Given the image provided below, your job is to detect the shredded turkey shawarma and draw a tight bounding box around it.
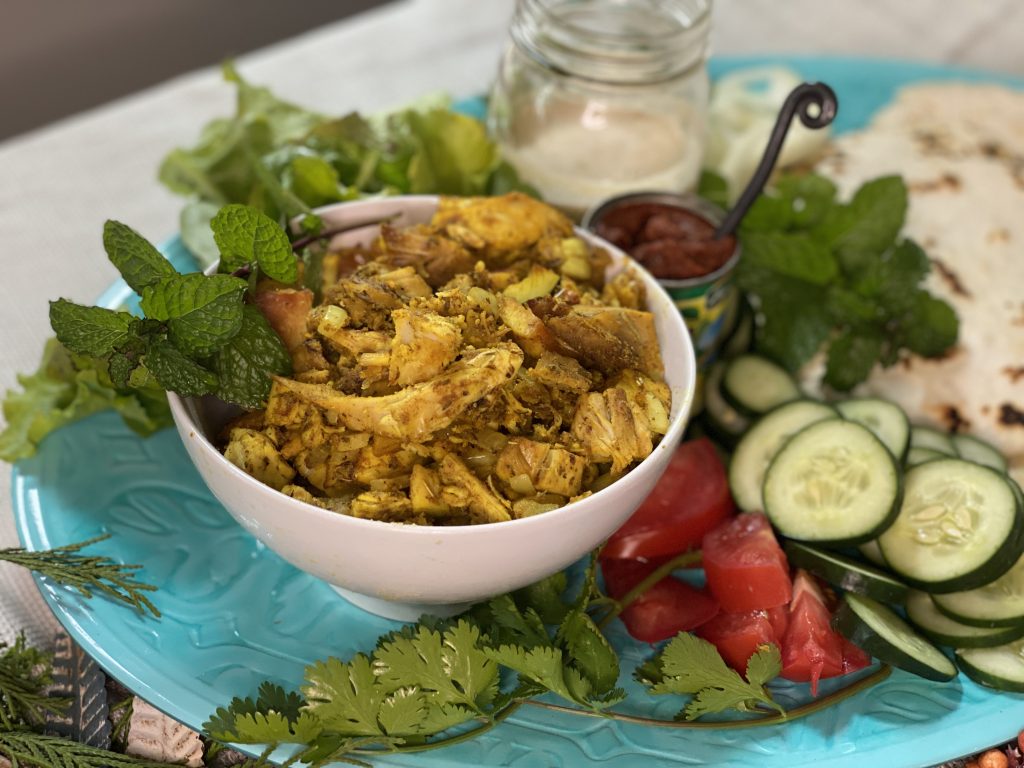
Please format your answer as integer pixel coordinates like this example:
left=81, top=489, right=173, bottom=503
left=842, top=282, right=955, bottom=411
left=222, top=193, right=669, bottom=525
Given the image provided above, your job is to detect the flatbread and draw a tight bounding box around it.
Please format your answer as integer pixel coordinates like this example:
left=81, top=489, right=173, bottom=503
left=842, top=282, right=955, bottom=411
left=815, top=83, right=1024, bottom=482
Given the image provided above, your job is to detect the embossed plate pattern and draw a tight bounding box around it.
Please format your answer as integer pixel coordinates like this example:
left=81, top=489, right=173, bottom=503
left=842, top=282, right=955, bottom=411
left=12, top=56, right=1024, bottom=767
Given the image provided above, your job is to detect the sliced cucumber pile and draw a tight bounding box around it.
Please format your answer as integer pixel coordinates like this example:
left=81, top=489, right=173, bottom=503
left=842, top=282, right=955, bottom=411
left=764, top=420, right=901, bottom=546
left=695, top=355, right=1024, bottom=688
left=833, top=593, right=957, bottom=681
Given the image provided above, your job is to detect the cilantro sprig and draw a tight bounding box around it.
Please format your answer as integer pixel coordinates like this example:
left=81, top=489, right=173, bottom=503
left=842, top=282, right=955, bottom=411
left=726, top=172, right=959, bottom=391
left=48, top=206, right=294, bottom=412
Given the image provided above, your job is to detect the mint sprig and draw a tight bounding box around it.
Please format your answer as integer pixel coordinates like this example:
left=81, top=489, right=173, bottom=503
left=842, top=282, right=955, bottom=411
left=734, top=172, right=959, bottom=391
left=48, top=206, right=294, bottom=410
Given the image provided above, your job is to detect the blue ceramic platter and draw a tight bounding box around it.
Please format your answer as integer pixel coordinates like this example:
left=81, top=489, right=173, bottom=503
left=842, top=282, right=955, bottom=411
left=13, top=56, right=1024, bottom=767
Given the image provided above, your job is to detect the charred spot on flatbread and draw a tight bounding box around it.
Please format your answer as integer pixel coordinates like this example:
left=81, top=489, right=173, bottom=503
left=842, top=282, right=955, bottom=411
left=999, top=403, right=1024, bottom=428
left=931, top=258, right=971, bottom=298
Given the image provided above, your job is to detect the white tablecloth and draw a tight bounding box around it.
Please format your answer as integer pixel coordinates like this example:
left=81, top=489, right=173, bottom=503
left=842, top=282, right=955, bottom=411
left=2, top=0, right=1023, bottom=647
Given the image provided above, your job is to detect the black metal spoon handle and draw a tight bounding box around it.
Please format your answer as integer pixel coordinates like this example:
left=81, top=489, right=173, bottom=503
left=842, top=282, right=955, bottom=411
left=714, top=82, right=838, bottom=239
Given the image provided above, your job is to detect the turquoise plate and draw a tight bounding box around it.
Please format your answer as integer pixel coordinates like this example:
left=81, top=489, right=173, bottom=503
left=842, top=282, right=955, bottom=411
left=13, top=56, right=1024, bottom=767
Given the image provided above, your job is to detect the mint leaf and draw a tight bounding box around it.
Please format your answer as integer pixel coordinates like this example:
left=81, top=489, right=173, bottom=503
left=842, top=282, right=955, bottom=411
left=740, top=267, right=832, bottom=370
left=697, top=169, right=730, bottom=210
left=899, top=292, right=960, bottom=357
left=289, top=155, right=343, bottom=208
left=144, top=340, right=217, bottom=396
left=103, top=221, right=178, bottom=294
left=741, top=232, right=837, bottom=285
left=825, top=331, right=883, bottom=391
left=212, top=305, right=291, bottom=408
left=211, top=204, right=297, bottom=283
left=48, top=300, right=135, bottom=357
left=140, top=273, right=246, bottom=357
left=817, top=176, right=907, bottom=272
left=775, top=173, right=837, bottom=228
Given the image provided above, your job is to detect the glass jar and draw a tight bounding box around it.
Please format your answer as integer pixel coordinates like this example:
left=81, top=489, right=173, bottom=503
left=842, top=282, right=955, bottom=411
left=488, top=0, right=712, bottom=218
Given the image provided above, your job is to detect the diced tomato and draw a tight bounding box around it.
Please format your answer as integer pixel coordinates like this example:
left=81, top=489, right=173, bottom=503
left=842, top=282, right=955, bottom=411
left=602, top=438, right=735, bottom=560
left=601, top=558, right=719, bottom=643
left=841, top=638, right=872, bottom=674
left=696, top=610, right=776, bottom=673
left=779, top=570, right=846, bottom=695
left=702, top=513, right=792, bottom=613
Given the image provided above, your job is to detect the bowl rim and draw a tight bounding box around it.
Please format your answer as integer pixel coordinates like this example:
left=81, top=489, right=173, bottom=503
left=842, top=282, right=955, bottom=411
left=167, top=195, right=696, bottom=537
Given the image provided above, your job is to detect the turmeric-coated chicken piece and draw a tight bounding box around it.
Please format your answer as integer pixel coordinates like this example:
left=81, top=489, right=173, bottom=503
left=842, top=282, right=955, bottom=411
left=321, top=273, right=406, bottom=331
left=270, top=343, right=524, bottom=442
left=438, top=455, right=511, bottom=523
left=495, top=437, right=587, bottom=497
left=608, top=369, right=672, bottom=435
left=432, top=193, right=574, bottom=261
left=544, top=305, right=664, bottom=381
left=350, top=490, right=418, bottom=523
left=572, top=387, right=653, bottom=474
left=497, top=295, right=558, bottom=359
left=388, top=308, right=462, bottom=387
left=377, top=223, right=475, bottom=288
left=223, top=428, right=295, bottom=491
left=530, top=351, right=595, bottom=394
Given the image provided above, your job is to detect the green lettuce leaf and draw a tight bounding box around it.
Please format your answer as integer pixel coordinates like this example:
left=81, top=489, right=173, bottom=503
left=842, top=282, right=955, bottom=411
left=0, top=340, right=171, bottom=462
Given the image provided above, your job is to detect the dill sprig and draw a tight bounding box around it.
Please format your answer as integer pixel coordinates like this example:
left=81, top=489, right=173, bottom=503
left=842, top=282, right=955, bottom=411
left=0, top=536, right=159, bottom=618
left=0, top=730, right=173, bottom=768
left=0, top=638, right=67, bottom=730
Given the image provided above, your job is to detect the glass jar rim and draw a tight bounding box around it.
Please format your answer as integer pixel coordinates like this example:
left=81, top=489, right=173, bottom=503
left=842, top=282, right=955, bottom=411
left=511, top=0, right=712, bottom=85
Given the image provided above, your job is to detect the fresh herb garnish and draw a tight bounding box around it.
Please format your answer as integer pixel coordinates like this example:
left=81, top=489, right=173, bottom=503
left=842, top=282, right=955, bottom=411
left=729, top=172, right=958, bottom=390
left=0, top=535, right=159, bottom=617
left=639, top=635, right=785, bottom=720
left=159, top=63, right=534, bottom=267
left=47, top=205, right=293, bottom=416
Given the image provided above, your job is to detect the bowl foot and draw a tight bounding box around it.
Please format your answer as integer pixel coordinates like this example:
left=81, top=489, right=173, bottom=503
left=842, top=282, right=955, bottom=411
left=330, top=585, right=475, bottom=622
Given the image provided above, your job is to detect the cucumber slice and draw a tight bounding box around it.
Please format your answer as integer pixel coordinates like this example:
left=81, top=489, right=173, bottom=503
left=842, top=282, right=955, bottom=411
left=728, top=400, right=838, bottom=512
left=905, top=447, right=946, bottom=468
left=954, top=434, right=1008, bottom=473
left=721, top=302, right=754, bottom=358
left=957, top=640, right=1024, bottom=691
left=702, top=360, right=751, bottom=445
left=784, top=540, right=909, bottom=603
left=763, top=420, right=901, bottom=546
left=910, top=426, right=957, bottom=456
left=837, top=398, right=910, bottom=463
left=878, top=459, right=1024, bottom=593
left=833, top=593, right=957, bottom=681
left=859, top=539, right=888, bottom=567
left=721, top=354, right=801, bottom=417
left=906, top=590, right=1024, bottom=648
left=931, top=553, right=1024, bottom=627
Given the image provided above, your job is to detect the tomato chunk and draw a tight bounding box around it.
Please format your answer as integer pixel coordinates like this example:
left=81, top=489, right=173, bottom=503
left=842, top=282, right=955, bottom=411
left=779, top=570, right=846, bottom=695
left=602, top=438, right=734, bottom=560
left=702, top=513, right=792, bottom=613
left=601, top=558, right=719, bottom=643
left=696, top=610, right=776, bottom=673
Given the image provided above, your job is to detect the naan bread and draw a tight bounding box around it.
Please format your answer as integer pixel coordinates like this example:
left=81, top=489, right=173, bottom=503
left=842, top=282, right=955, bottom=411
left=815, top=84, right=1024, bottom=482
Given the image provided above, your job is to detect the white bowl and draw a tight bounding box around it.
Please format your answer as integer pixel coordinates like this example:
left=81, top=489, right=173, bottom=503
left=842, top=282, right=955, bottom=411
left=168, top=196, right=696, bottom=621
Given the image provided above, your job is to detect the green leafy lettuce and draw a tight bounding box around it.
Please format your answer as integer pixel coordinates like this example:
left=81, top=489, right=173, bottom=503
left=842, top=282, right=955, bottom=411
left=159, top=63, right=533, bottom=266
left=733, top=173, right=958, bottom=390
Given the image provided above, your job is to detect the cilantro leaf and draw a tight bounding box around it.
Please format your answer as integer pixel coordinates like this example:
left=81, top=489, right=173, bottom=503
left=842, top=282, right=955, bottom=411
left=49, top=300, right=136, bottom=358
left=103, top=220, right=178, bottom=294
left=212, top=305, right=292, bottom=408
left=559, top=611, right=621, bottom=699
left=303, top=655, right=385, bottom=737
left=373, top=621, right=498, bottom=712
left=140, top=273, right=247, bottom=357
left=144, top=341, right=218, bottom=397
left=375, top=687, right=427, bottom=737
left=645, top=634, right=784, bottom=721
left=289, top=155, right=344, bottom=208
left=211, top=204, right=297, bottom=282
left=204, top=683, right=321, bottom=744
left=0, top=340, right=171, bottom=462
left=513, top=571, right=569, bottom=626
left=484, top=644, right=575, bottom=704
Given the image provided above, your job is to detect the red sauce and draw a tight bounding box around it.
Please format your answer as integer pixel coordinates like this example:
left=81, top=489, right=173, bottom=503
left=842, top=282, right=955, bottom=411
left=593, top=202, right=736, bottom=280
